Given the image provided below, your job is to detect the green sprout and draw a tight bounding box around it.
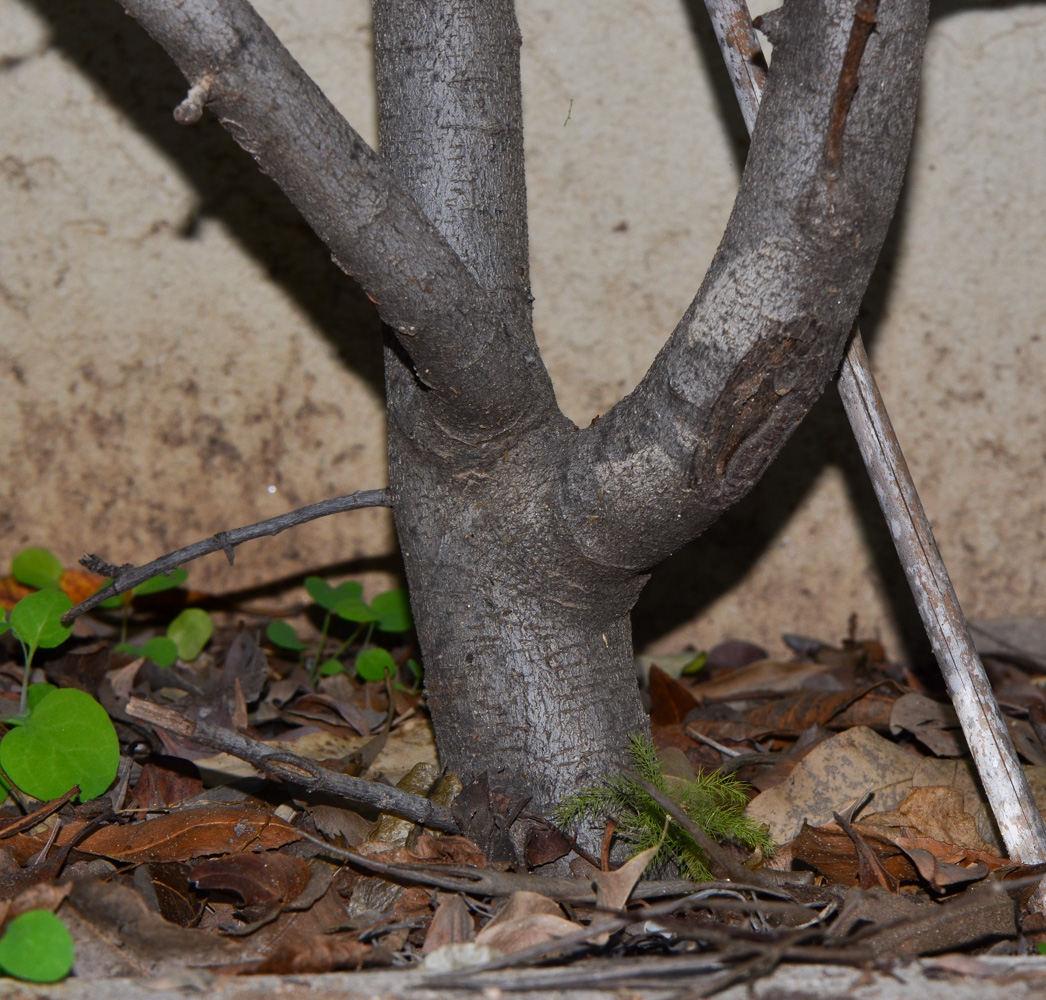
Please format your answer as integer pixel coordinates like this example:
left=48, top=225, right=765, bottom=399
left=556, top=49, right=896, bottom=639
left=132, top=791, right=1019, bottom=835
left=116, top=606, right=214, bottom=668
left=265, top=576, right=418, bottom=687
left=554, top=734, right=774, bottom=881
left=0, top=592, right=119, bottom=803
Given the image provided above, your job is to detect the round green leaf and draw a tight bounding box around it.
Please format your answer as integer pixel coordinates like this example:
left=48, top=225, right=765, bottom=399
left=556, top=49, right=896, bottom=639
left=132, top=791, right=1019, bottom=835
left=133, top=568, right=188, bottom=596
left=0, top=910, right=74, bottom=982
left=355, top=647, right=396, bottom=682
left=334, top=597, right=379, bottom=623
left=370, top=589, right=413, bottom=633
left=266, top=620, right=308, bottom=652
left=141, top=636, right=178, bottom=668
left=0, top=609, right=9, bottom=638
left=11, top=548, right=63, bottom=590
left=166, top=608, right=213, bottom=661
left=305, top=576, right=363, bottom=612
left=318, top=658, right=345, bottom=676
left=0, top=688, right=120, bottom=801
left=9, top=590, right=73, bottom=654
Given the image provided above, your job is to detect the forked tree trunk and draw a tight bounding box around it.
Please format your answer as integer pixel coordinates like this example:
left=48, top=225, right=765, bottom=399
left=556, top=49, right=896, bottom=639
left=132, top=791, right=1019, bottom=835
left=110, top=0, right=928, bottom=811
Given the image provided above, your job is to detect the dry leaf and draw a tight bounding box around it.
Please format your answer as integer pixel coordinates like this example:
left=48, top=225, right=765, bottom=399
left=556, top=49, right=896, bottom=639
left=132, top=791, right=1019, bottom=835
left=74, top=805, right=301, bottom=863
left=745, top=727, right=920, bottom=842
left=690, top=660, right=833, bottom=699
left=191, top=851, right=312, bottom=921
left=423, top=894, right=475, bottom=953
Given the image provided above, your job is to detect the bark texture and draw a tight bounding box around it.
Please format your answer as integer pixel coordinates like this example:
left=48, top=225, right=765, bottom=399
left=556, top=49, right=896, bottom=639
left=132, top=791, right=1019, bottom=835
left=112, top=0, right=928, bottom=810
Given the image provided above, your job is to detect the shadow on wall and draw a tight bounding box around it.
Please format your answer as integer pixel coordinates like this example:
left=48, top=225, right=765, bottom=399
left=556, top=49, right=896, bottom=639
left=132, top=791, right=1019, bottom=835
left=20, top=0, right=386, bottom=400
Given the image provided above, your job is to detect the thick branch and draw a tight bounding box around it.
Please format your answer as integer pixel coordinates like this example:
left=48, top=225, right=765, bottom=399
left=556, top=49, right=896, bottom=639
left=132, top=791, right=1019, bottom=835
left=374, top=0, right=560, bottom=452
left=116, top=0, right=547, bottom=432
left=560, top=0, right=929, bottom=570
left=374, top=0, right=535, bottom=339
left=61, top=488, right=390, bottom=624
left=702, top=0, right=1046, bottom=878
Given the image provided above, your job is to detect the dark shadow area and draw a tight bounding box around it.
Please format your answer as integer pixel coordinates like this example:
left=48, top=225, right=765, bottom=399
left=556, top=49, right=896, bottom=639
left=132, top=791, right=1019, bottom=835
left=21, top=0, right=386, bottom=399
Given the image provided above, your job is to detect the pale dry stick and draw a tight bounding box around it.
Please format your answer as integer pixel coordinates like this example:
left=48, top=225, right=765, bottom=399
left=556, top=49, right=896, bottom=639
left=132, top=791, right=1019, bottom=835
left=702, top=0, right=1046, bottom=880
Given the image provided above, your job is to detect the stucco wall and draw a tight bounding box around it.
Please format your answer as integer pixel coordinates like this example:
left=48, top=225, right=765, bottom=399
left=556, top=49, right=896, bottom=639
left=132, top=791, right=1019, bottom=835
left=2, top=0, right=1044, bottom=661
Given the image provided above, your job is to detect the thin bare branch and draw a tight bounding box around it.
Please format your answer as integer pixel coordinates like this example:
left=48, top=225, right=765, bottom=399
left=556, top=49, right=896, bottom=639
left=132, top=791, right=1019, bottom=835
left=124, top=697, right=459, bottom=833
left=61, top=489, right=390, bottom=625
left=116, top=0, right=549, bottom=432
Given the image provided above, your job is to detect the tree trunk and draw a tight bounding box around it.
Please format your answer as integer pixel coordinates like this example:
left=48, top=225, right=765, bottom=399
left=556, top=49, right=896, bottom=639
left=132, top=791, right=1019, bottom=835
left=110, top=0, right=928, bottom=811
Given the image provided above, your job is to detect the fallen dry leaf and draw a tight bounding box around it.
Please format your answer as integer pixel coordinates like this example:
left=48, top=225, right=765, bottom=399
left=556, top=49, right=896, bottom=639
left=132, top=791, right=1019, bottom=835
left=690, top=660, right=834, bottom=700
left=74, top=805, right=301, bottom=864
left=745, top=726, right=920, bottom=843
left=191, top=851, right=312, bottom=921
left=423, top=893, right=475, bottom=953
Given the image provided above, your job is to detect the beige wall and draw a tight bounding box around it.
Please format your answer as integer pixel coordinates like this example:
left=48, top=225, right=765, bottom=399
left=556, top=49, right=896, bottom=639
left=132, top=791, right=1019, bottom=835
left=2, top=0, right=1044, bottom=661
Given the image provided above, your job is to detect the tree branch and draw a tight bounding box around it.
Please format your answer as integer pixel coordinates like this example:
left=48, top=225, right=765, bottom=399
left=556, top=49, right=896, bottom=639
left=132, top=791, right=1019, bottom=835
left=373, top=0, right=535, bottom=341
left=374, top=0, right=560, bottom=452
left=115, top=0, right=548, bottom=433
left=700, top=0, right=1046, bottom=881
left=61, top=489, right=390, bottom=625
left=560, top=0, right=929, bottom=571
left=124, top=698, right=460, bottom=833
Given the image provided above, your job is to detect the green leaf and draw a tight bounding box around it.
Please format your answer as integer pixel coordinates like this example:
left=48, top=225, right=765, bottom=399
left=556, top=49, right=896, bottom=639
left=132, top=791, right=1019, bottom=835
left=318, top=658, right=345, bottom=676
left=166, top=608, right=213, bottom=661
left=0, top=909, right=74, bottom=983
left=9, top=590, right=73, bottom=662
left=133, top=568, right=188, bottom=596
left=26, top=683, right=57, bottom=713
left=11, top=548, right=63, bottom=590
left=115, top=637, right=179, bottom=668
left=0, top=688, right=120, bottom=801
left=681, top=651, right=709, bottom=676
left=334, top=597, right=379, bottom=623
left=371, top=589, right=413, bottom=633
left=305, top=576, right=363, bottom=612
left=0, top=608, right=9, bottom=638
left=355, top=647, right=396, bottom=682
left=266, top=620, right=308, bottom=652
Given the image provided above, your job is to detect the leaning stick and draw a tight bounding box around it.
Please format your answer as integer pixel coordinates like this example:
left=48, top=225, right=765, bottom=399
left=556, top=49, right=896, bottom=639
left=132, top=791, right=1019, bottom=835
left=702, top=0, right=1046, bottom=874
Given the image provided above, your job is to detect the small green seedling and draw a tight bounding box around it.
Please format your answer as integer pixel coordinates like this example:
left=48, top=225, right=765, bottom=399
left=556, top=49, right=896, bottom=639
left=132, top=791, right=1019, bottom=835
left=0, top=909, right=74, bottom=983
left=99, top=567, right=189, bottom=644
left=1, top=685, right=120, bottom=802
left=116, top=606, right=214, bottom=668
left=0, top=589, right=73, bottom=714
left=266, top=576, right=417, bottom=685
left=554, top=734, right=774, bottom=881
left=0, top=590, right=119, bottom=803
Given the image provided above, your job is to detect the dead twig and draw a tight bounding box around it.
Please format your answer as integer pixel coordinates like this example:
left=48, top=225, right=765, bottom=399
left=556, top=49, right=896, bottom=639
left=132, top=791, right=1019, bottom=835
left=61, top=488, right=391, bottom=625
left=123, top=696, right=457, bottom=833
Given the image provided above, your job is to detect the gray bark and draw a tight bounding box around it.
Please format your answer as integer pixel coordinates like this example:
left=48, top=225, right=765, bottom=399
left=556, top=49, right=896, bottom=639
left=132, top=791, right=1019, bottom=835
left=109, top=0, right=928, bottom=810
